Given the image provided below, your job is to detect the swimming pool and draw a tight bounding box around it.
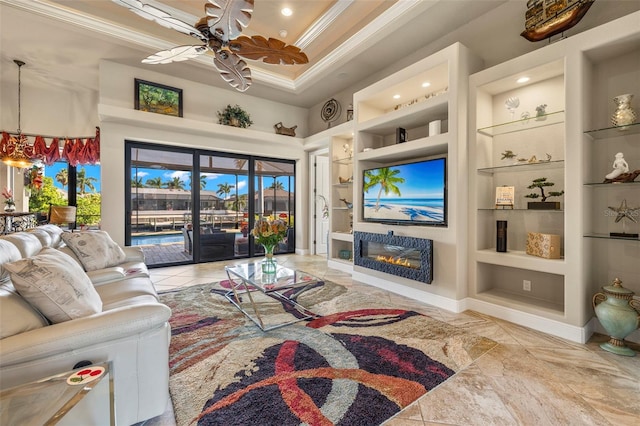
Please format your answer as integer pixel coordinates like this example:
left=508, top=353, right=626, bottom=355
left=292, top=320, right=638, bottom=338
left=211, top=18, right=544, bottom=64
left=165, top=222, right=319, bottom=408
left=132, top=234, right=184, bottom=246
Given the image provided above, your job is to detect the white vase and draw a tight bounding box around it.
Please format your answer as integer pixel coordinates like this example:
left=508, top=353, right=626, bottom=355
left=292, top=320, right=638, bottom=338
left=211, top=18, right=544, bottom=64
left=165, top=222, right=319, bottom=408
left=611, top=94, right=637, bottom=128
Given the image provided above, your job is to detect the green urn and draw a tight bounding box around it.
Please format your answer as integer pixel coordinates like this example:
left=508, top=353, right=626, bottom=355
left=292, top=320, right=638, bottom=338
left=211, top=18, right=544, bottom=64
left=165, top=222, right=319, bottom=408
left=592, top=278, right=640, bottom=357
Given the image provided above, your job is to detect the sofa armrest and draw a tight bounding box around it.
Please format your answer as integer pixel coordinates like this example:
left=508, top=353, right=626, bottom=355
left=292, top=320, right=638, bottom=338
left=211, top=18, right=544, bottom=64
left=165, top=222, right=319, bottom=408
left=0, top=302, right=171, bottom=367
left=123, top=246, right=145, bottom=262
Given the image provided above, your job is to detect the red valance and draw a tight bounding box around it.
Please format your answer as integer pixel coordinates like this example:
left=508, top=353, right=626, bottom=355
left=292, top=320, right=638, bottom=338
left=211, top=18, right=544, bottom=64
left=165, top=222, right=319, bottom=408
left=0, top=127, right=100, bottom=167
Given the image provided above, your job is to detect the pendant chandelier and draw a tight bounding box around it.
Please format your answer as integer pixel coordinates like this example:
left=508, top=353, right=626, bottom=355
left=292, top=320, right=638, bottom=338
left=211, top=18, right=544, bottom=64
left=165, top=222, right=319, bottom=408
left=1, top=60, right=36, bottom=169
left=0, top=60, right=100, bottom=168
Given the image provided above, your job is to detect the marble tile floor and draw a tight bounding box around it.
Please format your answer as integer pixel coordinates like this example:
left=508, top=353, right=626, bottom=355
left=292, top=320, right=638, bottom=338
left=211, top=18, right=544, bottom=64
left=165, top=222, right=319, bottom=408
left=140, top=254, right=640, bottom=426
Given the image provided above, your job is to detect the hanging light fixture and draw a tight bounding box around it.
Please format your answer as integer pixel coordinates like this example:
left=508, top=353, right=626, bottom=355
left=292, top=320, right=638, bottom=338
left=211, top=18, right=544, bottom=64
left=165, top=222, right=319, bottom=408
left=1, top=60, right=35, bottom=169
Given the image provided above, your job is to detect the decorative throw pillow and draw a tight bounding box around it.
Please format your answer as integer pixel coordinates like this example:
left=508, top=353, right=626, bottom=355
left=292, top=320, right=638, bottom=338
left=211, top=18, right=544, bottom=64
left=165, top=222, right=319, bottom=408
left=5, top=248, right=102, bottom=323
left=61, top=231, right=126, bottom=271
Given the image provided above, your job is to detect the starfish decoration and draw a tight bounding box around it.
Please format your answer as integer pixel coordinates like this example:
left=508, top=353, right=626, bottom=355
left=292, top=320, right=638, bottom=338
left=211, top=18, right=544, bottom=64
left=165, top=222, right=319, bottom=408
left=608, top=199, right=640, bottom=223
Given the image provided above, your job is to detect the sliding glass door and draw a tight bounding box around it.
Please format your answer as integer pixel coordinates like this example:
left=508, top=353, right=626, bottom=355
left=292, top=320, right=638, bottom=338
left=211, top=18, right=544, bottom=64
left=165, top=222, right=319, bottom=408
left=125, top=142, right=295, bottom=267
left=126, top=144, right=195, bottom=266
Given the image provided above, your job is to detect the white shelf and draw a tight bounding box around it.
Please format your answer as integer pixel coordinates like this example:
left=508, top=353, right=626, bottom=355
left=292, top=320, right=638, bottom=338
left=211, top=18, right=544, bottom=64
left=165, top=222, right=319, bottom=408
left=358, top=94, right=449, bottom=135
left=475, top=249, right=565, bottom=275
left=357, top=133, right=449, bottom=163
left=477, top=110, right=565, bottom=136
left=475, top=288, right=564, bottom=316
left=478, top=160, right=564, bottom=174
left=331, top=232, right=354, bottom=242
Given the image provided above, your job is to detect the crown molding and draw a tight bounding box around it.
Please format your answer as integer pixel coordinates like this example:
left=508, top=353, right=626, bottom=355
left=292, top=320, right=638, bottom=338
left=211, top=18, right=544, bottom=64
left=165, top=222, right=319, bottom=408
left=293, top=0, right=431, bottom=92
left=294, top=0, right=355, bottom=50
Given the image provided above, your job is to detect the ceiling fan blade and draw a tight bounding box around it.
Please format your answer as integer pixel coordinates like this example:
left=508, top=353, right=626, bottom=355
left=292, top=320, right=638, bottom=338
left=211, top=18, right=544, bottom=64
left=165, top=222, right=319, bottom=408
left=213, top=50, right=252, bottom=92
left=142, top=45, right=208, bottom=64
left=229, top=36, right=309, bottom=65
left=205, top=0, right=254, bottom=43
left=111, top=0, right=207, bottom=42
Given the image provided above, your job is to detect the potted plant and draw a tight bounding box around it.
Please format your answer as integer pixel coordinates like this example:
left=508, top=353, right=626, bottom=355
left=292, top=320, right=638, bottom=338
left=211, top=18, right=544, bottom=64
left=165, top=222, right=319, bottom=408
left=217, top=104, right=253, bottom=128
left=525, top=177, right=564, bottom=210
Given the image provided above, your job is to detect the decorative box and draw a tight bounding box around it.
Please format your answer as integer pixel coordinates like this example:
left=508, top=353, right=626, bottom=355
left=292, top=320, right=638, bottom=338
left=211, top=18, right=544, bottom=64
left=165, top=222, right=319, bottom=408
left=526, top=232, right=561, bottom=259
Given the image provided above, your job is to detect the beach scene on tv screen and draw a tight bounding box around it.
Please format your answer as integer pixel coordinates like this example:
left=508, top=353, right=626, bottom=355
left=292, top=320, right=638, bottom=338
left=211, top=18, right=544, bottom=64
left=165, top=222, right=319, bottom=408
left=363, top=159, right=445, bottom=223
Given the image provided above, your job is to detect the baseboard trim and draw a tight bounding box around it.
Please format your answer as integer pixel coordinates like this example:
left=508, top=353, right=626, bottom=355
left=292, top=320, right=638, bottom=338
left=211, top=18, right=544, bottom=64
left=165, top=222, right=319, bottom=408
left=352, top=271, right=466, bottom=313
left=466, top=298, right=591, bottom=344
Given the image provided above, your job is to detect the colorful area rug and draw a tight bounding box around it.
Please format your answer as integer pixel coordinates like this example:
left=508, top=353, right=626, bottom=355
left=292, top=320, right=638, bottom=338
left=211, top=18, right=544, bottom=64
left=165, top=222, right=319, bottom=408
left=160, top=279, right=496, bottom=425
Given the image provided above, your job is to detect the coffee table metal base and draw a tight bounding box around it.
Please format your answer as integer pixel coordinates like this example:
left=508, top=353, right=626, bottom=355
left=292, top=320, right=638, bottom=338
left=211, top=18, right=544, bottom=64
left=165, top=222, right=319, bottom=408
left=224, top=264, right=321, bottom=331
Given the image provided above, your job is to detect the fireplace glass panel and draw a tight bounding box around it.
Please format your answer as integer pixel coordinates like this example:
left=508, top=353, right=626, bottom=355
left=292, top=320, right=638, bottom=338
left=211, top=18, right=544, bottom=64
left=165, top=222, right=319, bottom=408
left=362, top=242, right=422, bottom=270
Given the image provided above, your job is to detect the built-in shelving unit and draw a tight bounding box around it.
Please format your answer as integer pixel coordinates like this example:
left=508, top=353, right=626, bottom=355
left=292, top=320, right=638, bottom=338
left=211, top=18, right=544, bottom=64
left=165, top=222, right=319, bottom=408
left=468, top=11, right=640, bottom=343
left=350, top=42, right=483, bottom=301
left=581, top=28, right=640, bottom=344
left=327, top=132, right=355, bottom=271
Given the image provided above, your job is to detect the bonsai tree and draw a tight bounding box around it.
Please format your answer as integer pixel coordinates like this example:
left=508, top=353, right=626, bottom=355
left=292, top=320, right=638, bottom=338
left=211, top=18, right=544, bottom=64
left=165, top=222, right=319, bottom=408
left=217, top=104, right=253, bottom=128
left=525, top=177, right=564, bottom=202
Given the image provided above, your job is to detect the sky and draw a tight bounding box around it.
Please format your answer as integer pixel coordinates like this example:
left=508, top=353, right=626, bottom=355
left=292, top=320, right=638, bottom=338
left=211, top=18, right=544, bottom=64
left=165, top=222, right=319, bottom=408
left=363, top=158, right=445, bottom=199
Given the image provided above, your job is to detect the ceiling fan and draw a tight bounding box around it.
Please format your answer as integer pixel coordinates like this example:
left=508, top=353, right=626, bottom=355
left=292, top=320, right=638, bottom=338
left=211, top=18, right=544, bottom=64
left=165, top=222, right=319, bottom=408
left=112, top=0, right=309, bottom=92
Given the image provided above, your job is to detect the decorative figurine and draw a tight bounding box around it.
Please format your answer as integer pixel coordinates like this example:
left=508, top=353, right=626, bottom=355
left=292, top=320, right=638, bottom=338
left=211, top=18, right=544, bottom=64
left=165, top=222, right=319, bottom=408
left=611, top=94, right=637, bottom=128
left=505, top=96, right=520, bottom=119
left=605, top=152, right=629, bottom=180
left=273, top=122, right=297, bottom=137
left=535, top=104, right=547, bottom=120
left=501, top=150, right=517, bottom=161
left=607, top=199, right=639, bottom=238
left=525, top=177, right=564, bottom=210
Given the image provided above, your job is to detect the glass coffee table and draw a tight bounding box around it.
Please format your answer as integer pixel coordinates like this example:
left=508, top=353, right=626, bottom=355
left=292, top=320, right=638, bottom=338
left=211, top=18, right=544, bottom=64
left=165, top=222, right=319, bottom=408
left=225, top=262, right=323, bottom=331
left=0, top=362, right=113, bottom=425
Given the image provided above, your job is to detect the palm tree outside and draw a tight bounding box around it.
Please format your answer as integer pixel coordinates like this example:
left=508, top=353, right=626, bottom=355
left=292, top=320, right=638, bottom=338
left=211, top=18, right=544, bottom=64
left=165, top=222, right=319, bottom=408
left=131, top=177, right=145, bottom=188
left=268, top=181, right=285, bottom=190
left=216, top=183, right=235, bottom=208
left=77, top=167, right=98, bottom=195
left=363, top=167, right=405, bottom=211
left=146, top=177, right=163, bottom=188
left=55, top=168, right=69, bottom=188
left=165, top=177, right=185, bottom=190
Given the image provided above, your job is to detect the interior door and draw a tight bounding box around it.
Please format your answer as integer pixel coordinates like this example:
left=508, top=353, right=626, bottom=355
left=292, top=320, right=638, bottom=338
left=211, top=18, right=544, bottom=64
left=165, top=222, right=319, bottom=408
left=315, top=155, right=329, bottom=255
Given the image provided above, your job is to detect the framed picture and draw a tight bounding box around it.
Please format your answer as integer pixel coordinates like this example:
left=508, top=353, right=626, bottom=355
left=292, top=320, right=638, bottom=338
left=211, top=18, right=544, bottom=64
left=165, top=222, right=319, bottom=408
left=495, top=186, right=515, bottom=209
left=135, top=79, right=183, bottom=117
left=396, top=127, right=407, bottom=144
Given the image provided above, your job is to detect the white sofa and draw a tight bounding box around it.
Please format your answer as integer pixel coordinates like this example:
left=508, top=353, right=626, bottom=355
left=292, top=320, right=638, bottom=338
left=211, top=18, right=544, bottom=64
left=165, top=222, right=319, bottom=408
left=0, top=225, right=171, bottom=425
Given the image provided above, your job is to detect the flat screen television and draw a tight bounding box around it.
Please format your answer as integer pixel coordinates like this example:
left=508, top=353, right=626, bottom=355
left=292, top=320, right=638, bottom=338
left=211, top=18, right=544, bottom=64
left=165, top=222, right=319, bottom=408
left=362, top=156, right=446, bottom=226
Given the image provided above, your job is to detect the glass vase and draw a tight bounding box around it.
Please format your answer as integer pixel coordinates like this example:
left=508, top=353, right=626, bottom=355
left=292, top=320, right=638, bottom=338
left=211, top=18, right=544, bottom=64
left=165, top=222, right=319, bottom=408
left=261, top=244, right=277, bottom=274
left=4, top=204, right=16, bottom=213
left=611, top=93, right=637, bottom=128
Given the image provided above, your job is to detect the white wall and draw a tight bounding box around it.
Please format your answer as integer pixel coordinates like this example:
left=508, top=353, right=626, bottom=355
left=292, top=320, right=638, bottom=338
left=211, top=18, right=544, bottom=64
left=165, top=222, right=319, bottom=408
left=98, top=61, right=309, bottom=247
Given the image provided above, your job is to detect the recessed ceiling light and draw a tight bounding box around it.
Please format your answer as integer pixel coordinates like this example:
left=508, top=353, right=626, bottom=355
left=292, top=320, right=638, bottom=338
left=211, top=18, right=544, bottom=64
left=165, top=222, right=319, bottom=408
left=393, top=94, right=401, bottom=99
left=279, top=29, right=288, bottom=38
left=517, top=76, right=530, bottom=83
left=422, top=82, right=431, bottom=88
left=281, top=7, right=293, bottom=16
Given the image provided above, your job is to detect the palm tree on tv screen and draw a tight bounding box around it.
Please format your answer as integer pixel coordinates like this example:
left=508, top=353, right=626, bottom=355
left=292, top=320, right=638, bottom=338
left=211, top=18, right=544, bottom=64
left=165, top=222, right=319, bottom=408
left=363, top=167, right=405, bottom=211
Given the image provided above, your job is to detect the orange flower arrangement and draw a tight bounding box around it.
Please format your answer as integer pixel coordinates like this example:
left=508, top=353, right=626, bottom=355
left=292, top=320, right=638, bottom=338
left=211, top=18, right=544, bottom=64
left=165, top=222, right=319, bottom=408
left=251, top=218, right=288, bottom=247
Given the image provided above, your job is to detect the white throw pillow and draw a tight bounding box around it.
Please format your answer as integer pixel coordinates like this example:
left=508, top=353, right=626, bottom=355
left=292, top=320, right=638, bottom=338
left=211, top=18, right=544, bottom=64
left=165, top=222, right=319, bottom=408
left=61, top=231, right=126, bottom=271
left=5, top=248, right=102, bottom=323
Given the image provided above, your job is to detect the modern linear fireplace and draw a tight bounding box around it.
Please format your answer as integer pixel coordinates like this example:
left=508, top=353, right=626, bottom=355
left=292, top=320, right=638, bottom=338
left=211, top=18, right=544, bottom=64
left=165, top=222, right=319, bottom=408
left=354, top=231, right=433, bottom=284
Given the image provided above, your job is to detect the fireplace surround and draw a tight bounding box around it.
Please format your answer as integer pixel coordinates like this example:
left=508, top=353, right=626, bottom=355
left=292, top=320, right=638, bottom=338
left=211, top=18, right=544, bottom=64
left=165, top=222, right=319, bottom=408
left=354, top=231, right=433, bottom=283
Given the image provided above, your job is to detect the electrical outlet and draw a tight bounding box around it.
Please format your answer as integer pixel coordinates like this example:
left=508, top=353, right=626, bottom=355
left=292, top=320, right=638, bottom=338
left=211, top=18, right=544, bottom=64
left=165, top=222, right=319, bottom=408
left=523, top=280, right=532, bottom=292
